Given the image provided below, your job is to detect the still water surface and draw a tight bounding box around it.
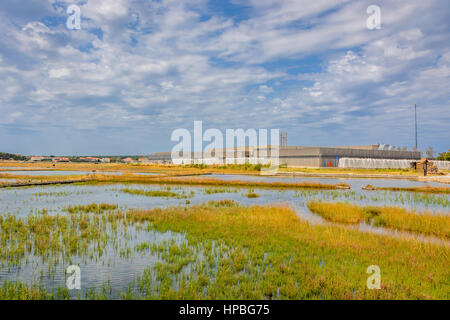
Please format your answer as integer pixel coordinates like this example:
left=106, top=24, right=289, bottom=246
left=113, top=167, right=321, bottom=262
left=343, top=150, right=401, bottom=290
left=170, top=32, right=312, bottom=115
left=0, top=175, right=448, bottom=298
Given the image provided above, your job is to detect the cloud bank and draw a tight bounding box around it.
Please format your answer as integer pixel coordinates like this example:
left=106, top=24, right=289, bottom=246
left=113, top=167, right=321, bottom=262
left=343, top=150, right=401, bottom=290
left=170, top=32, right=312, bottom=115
left=0, top=0, right=448, bottom=155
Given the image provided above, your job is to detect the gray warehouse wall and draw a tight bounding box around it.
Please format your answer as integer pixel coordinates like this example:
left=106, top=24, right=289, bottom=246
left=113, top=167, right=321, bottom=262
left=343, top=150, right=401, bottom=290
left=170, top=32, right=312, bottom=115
left=319, top=148, right=421, bottom=160
left=149, top=146, right=421, bottom=167
left=279, top=147, right=320, bottom=167
left=279, top=147, right=421, bottom=168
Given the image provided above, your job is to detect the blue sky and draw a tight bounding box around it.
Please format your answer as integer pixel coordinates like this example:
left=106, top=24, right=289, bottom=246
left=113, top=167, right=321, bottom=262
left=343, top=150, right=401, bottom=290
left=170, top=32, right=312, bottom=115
left=0, top=0, right=448, bottom=156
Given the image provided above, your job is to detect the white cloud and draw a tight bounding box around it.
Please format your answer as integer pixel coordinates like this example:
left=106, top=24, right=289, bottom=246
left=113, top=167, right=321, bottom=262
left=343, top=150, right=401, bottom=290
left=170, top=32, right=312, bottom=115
left=0, top=0, right=448, bottom=154
left=49, top=68, right=71, bottom=78
left=259, top=85, right=273, bottom=94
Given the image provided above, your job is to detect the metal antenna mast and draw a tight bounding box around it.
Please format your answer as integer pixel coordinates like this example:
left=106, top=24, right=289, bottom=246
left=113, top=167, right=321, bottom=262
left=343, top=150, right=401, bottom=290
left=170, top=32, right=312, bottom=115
left=414, top=103, right=417, bottom=150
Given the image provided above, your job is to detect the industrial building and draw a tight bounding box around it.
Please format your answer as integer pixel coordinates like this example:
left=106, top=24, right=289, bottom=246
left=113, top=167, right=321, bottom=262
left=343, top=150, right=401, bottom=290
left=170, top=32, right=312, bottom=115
left=146, top=152, right=172, bottom=163
left=147, top=144, right=422, bottom=168
left=276, top=145, right=421, bottom=167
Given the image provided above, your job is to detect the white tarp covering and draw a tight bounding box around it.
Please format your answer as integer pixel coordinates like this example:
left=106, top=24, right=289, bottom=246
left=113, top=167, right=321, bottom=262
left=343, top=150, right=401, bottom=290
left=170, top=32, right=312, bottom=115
left=338, top=158, right=412, bottom=169
left=338, top=158, right=450, bottom=169
left=224, top=157, right=273, bottom=165
left=172, top=157, right=274, bottom=165
left=433, top=161, right=450, bottom=170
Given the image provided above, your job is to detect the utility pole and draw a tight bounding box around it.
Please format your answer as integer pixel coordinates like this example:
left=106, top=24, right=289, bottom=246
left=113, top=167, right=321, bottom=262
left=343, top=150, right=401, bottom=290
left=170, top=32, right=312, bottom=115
left=279, top=132, right=287, bottom=149
left=279, top=132, right=282, bottom=149
left=414, top=103, right=417, bottom=150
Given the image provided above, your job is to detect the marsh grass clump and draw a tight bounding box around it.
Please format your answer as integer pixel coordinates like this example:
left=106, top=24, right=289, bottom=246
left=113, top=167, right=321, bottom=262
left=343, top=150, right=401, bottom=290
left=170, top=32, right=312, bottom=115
left=308, top=200, right=450, bottom=239
left=246, top=190, right=260, bottom=198
left=152, top=177, right=351, bottom=190
left=66, top=203, right=118, bottom=214
left=362, top=185, right=450, bottom=194
left=364, top=206, right=450, bottom=239
left=78, top=174, right=350, bottom=191
left=208, top=199, right=238, bottom=207
left=290, top=188, right=450, bottom=211
left=32, top=191, right=71, bottom=198
left=121, top=187, right=187, bottom=199
left=0, top=281, right=57, bottom=300
left=203, top=187, right=237, bottom=195
left=38, top=208, right=49, bottom=215
left=0, top=208, right=128, bottom=270
left=307, top=200, right=363, bottom=224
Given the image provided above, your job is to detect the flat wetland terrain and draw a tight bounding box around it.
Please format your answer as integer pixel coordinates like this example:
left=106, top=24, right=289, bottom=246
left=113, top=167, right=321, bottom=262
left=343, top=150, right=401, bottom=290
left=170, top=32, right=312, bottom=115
left=0, top=162, right=448, bottom=299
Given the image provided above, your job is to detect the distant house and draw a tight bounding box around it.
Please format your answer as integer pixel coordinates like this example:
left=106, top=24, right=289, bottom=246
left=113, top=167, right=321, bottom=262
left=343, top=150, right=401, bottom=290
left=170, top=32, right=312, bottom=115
left=53, top=157, right=69, bottom=162
left=80, top=157, right=100, bottom=163
left=147, top=152, right=172, bottom=164
left=30, top=156, right=45, bottom=162
left=122, top=157, right=134, bottom=163
left=30, top=156, right=54, bottom=162
left=100, top=158, right=111, bottom=163
left=138, top=157, right=150, bottom=164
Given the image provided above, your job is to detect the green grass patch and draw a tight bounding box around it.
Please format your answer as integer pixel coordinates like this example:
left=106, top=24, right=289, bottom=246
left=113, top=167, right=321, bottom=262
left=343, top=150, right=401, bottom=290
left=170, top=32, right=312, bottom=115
left=1, top=202, right=448, bottom=299
left=308, top=200, right=450, bottom=239
left=124, top=204, right=449, bottom=299
left=363, top=185, right=450, bottom=194
left=66, top=203, right=118, bottom=214
left=121, top=187, right=187, bottom=199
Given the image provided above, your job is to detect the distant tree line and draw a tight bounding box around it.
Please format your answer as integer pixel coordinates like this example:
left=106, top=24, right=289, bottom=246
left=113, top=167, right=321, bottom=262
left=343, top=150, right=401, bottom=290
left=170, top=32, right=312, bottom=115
left=0, top=152, right=28, bottom=161
left=436, top=150, right=450, bottom=161
left=68, top=156, right=140, bottom=162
